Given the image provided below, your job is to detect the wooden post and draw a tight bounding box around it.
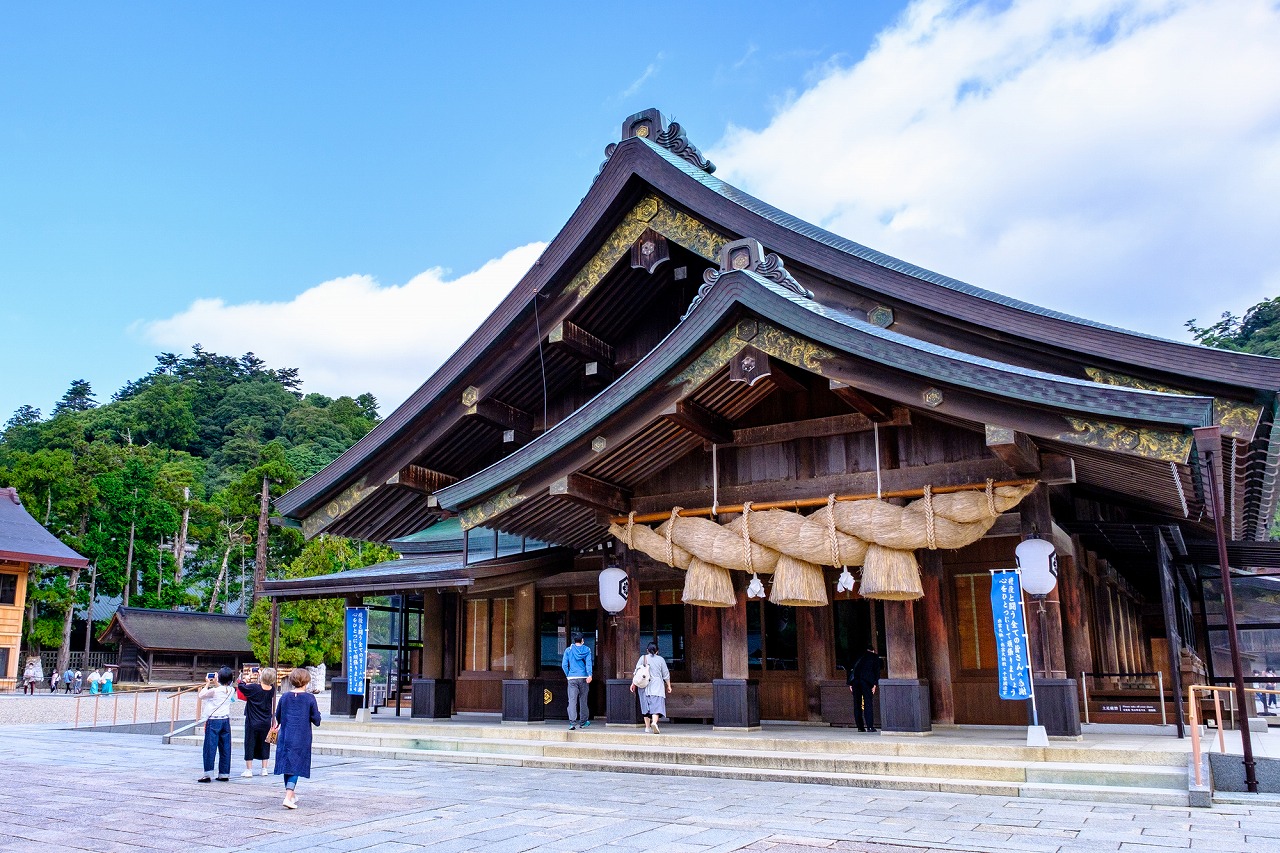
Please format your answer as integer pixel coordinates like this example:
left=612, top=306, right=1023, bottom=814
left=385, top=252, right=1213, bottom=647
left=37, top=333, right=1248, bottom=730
left=918, top=551, right=954, bottom=724
left=687, top=605, right=721, bottom=683
left=884, top=600, right=918, bottom=679
left=721, top=572, right=749, bottom=680
left=798, top=604, right=834, bottom=722
left=422, top=590, right=444, bottom=679
left=252, top=476, right=270, bottom=604
left=615, top=550, right=640, bottom=678
left=268, top=599, right=279, bottom=669
left=513, top=582, right=537, bottom=680
left=1058, top=542, right=1094, bottom=685
left=1098, top=572, right=1121, bottom=683
left=1020, top=485, right=1066, bottom=677
left=441, top=591, right=458, bottom=681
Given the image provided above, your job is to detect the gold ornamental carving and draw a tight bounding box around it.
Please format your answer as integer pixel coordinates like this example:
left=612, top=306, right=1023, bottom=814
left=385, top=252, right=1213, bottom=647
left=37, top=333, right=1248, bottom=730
left=460, top=485, right=527, bottom=531
left=671, top=320, right=833, bottom=393
left=1084, top=367, right=1260, bottom=439
left=301, top=478, right=377, bottom=539
left=1056, top=417, right=1193, bottom=462
left=563, top=194, right=730, bottom=300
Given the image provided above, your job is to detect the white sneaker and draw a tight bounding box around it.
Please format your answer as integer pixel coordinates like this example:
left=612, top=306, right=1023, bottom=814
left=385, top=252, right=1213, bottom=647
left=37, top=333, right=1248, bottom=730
left=261, top=767, right=270, bottom=776
left=240, top=770, right=254, bottom=778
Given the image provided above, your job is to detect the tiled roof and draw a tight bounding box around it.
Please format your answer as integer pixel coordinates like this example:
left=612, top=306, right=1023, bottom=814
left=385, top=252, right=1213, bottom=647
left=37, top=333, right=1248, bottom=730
left=0, top=487, right=88, bottom=568
left=99, top=607, right=251, bottom=653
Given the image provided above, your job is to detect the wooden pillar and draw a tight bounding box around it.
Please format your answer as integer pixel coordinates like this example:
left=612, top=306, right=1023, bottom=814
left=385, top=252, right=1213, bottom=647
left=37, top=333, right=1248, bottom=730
left=422, top=590, right=444, bottom=679
left=512, top=582, right=537, bottom=680
left=268, top=599, right=280, bottom=669
left=884, top=600, right=918, bottom=679
left=614, top=550, right=641, bottom=679
left=799, top=604, right=834, bottom=722
left=441, top=591, right=458, bottom=681
left=687, top=605, right=721, bottom=683
left=1118, top=594, right=1135, bottom=674
left=721, top=572, right=749, bottom=680
left=1057, top=548, right=1093, bottom=683
left=917, top=551, right=954, bottom=725
left=1098, top=574, right=1121, bottom=682
left=1020, top=485, right=1066, bottom=678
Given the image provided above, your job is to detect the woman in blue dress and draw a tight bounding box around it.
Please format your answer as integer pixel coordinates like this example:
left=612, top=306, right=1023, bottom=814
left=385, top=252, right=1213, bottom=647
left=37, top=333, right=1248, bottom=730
left=273, top=668, right=322, bottom=809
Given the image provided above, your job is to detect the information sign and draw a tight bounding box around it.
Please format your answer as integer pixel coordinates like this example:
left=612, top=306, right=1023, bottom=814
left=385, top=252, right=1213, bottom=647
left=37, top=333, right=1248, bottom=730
left=990, top=570, right=1033, bottom=701
left=345, top=607, right=369, bottom=696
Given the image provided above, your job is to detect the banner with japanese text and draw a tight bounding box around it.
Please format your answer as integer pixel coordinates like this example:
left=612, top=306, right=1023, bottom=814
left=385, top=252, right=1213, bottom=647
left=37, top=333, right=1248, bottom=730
left=990, top=570, right=1032, bottom=700
left=345, top=607, right=369, bottom=695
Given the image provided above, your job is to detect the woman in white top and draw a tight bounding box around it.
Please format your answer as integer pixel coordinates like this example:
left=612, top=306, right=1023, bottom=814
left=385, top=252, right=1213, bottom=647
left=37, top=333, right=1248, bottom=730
left=629, top=642, right=672, bottom=734
left=197, top=667, right=236, bottom=782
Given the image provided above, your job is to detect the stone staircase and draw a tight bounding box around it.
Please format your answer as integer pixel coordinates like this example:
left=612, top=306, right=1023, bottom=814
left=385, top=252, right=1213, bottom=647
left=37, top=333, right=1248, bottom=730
left=170, top=720, right=1192, bottom=806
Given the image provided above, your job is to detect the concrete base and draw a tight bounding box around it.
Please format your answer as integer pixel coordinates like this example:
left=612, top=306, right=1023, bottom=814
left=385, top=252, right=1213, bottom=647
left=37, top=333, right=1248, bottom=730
left=354, top=708, right=372, bottom=723
left=1026, top=725, right=1049, bottom=747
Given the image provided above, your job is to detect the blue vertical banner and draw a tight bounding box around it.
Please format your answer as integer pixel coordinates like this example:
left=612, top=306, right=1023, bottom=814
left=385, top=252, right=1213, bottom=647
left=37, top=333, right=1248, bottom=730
left=346, top=607, right=369, bottom=696
left=990, top=571, right=1032, bottom=700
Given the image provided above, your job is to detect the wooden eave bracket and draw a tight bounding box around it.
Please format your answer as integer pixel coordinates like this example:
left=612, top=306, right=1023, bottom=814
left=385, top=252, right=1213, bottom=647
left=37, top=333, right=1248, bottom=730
left=661, top=399, right=733, bottom=444
left=829, top=380, right=893, bottom=421
left=549, top=472, right=632, bottom=514
left=547, top=320, right=615, bottom=366
left=462, top=390, right=535, bottom=440
left=731, top=409, right=911, bottom=448
left=386, top=464, right=458, bottom=495
left=985, top=425, right=1042, bottom=474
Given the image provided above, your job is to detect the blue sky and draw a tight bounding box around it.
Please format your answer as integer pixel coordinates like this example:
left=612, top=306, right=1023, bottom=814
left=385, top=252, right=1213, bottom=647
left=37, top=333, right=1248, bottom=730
left=4, top=1, right=1280, bottom=420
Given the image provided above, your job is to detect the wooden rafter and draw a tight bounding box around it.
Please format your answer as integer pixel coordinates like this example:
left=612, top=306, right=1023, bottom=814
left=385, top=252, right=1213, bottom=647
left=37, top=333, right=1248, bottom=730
left=549, top=472, right=632, bottom=514
left=661, top=399, right=732, bottom=444
left=985, top=426, right=1042, bottom=475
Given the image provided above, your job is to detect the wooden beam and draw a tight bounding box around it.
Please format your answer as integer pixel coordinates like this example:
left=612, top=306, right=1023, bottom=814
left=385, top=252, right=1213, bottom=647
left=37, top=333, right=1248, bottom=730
left=731, top=409, right=911, bottom=448
left=985, top=425, right=1042, bottom=475
left=633, top=457, right=1022, bottom=514
left=661, top=399, right=733, bottom=444
left=729, top=346, right=808, bottom=393
left=386, top=464, right=458, bottom=495
left=829, top=380, right=891, bottom=421
left=1039, top=453, right=1076, bottom=486
left=583, top=360, right=615, bottom=389
left=464, top=397, right=534, bottom=437
left=549, top=472, right=632, bottom=514
left=547, top=320, right=614, bottom=365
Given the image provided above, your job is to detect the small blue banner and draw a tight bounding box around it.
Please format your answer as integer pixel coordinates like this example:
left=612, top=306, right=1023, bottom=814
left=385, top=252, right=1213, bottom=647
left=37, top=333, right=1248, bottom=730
left=990, top=571, right=1032, bottom=701
left=345, top=607, right=369, bottom=696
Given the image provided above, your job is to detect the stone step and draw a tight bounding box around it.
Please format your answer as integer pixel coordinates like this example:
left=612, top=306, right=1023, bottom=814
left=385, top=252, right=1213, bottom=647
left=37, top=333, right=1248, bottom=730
left=169, top=729, right=1188, bottom=803
left=181, top=738, right=1186, bottom=806
left=316, top=719, right=1188, bottom=767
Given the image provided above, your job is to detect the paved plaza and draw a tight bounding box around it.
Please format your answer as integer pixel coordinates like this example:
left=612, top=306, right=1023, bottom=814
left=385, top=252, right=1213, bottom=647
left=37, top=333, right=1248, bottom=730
left=1, top=723, right=1279, bottom=853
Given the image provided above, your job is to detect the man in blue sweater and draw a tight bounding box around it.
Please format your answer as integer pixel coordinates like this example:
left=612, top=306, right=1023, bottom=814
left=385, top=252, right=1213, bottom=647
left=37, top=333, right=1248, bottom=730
left=561, top=632, right=593, bottom=730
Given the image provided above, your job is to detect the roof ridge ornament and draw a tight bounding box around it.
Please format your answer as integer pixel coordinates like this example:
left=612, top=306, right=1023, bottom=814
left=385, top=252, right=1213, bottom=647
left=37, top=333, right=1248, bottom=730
left=681, top=238, right=814, bottom=321
left=598, top=109, right=715, bottom=180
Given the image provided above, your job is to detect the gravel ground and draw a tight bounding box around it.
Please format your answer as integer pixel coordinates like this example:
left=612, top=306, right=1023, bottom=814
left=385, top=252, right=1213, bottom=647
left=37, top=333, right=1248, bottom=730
left=0, top=689, right=221, bottom=727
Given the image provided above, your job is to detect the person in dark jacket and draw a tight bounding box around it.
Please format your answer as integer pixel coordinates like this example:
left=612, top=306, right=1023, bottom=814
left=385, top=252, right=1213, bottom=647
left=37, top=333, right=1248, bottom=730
left=274, top=667, right=322, bottom=809
left=237, top=667, right=277, bottom=777
left=561, top=632, right=593, bottom=730
left=847, top=645, right=882, bottom=732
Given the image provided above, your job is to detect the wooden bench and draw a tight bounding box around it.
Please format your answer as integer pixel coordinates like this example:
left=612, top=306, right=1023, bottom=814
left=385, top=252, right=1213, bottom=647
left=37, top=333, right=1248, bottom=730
left=665, top=683, right=714, bottom=720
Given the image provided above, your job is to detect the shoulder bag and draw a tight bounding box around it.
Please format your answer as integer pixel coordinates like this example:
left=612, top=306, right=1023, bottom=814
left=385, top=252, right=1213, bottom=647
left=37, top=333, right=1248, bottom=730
left=632, top=655, right=652, bottom=689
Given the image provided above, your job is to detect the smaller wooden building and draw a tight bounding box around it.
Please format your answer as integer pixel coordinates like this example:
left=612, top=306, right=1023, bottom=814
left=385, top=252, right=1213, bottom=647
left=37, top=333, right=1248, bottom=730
left=97, top=607, right=252, bottom=683
left=0, top=486, right=88, bottom=690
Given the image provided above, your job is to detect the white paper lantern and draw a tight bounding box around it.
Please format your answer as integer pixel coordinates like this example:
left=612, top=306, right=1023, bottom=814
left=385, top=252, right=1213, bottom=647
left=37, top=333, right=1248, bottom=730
left=1015, top=537, right=1058, bottom=597
left=599, top=566, right=629, bottom=614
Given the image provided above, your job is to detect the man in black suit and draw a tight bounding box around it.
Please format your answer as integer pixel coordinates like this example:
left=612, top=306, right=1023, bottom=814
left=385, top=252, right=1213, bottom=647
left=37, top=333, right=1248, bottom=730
left=847, top=645, right=882, bottom=732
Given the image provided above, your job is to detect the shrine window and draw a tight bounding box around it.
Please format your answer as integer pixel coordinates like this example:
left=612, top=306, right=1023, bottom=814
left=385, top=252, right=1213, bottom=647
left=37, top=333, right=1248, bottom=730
left=462, top=596, right=515, bottom=673
left=539, top=592, right=598, bottom=668
left=954, top=572, right=997, bottom=671
left=637, top=589, right=685, bottom=670
left=747, top=601, right=799, bottom=671
left=0, top=573, right=16, bottom=606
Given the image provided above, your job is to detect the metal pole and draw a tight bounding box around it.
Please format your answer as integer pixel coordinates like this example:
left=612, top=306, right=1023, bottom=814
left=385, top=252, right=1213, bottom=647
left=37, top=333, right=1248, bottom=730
left=1195, top=426, right=1258, bottom=792
left=1081, top=671, right=1090, bottom=725
left=1020, top=571, right=1040, bottom=729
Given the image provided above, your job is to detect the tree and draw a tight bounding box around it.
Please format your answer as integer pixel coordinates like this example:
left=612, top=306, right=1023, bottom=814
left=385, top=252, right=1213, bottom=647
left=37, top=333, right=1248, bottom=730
left=1187, top=296, right=1280, bottom=357
left=5, top=405, right=42, bottom=431
left=246, top=536, right=396, bottom=667
left=52, top=379, right=97, bottom=417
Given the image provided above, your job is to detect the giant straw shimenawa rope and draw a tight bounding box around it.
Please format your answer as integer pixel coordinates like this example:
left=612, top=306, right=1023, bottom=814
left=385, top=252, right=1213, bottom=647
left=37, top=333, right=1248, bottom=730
left=608, top=483, right=1037, bottom=606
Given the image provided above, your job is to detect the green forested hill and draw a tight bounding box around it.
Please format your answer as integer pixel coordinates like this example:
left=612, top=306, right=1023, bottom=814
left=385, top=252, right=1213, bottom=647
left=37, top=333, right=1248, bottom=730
left=0, top=347, right=381, bottom=655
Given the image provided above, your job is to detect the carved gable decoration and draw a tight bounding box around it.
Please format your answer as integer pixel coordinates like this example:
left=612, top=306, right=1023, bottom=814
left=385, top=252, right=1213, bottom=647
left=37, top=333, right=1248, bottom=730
left=730, top=344, right=776, bottom=388
left=629, top=228, right=670, bottom=274
left=598, top=108, right=715, bottom=179
left=682, top=238, right=814, bottom=321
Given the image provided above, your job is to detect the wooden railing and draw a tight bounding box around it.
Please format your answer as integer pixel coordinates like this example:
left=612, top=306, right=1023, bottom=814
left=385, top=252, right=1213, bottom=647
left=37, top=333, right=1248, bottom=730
left=1188, top=684, right=1279, bottom=786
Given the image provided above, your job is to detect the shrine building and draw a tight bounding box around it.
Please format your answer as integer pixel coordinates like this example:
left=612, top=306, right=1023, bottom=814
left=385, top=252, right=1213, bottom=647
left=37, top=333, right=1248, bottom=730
left=269, top=109, right=1280, bottom=736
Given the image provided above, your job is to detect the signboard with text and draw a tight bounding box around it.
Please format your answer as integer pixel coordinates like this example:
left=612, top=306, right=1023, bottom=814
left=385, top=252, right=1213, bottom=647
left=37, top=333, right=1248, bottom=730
left=990, top=570, right=1033, bottom=701
left=345, top=607, right=369, bottom=696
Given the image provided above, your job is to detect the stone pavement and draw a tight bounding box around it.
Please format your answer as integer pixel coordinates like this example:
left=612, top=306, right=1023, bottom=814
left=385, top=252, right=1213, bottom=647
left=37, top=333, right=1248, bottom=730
left=1, top=726, right=1279, bottom=853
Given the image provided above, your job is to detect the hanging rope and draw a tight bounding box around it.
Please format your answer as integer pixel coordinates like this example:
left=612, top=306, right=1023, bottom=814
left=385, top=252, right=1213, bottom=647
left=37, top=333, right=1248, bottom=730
left=625, top=511, right=637, bottom=548
left=826, top=493, right=841, bottom=566
left=873, top=421, right=883, bottom=499
left=985, top=478, right=997, bottom=517
left=664, top=506, right=681, bottom=567
left=711, top=443, right=719, bottom=519
left=740, top=502, right=755, bottom=576
left=923, top=484, right=937, bottom=550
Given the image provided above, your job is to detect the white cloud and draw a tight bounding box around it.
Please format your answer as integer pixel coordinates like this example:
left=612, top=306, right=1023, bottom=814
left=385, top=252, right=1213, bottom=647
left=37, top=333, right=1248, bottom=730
left=620, top=52, right=665, bottom=99
left=139, top=243, right=545, bottom=411
left=713, top=0, right=1280, bottom=340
